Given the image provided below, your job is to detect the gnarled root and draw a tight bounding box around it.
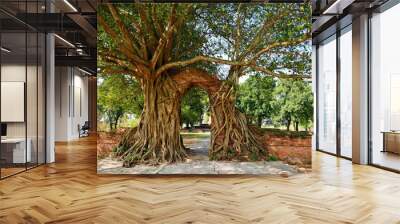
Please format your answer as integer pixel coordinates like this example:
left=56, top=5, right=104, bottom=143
left=113, top=76, right=187, bottom=166
left=209, top=83, right=267, bottom=161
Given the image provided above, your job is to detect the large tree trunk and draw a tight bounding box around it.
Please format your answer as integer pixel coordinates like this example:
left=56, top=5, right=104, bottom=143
left=257, top=117, right=263, bottom=128
left=209, top=83, right=267, bottom=161
left=286, top=117, right=291, bottom=131
left=114, top=76, right=187, bottom=166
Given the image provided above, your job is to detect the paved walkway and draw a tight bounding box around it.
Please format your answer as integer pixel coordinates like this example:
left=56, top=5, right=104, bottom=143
left=97, top=134, right=299, bottom=176
left=184, top=136, right=210, bottom=161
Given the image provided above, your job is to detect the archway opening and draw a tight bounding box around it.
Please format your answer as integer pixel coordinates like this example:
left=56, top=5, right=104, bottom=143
left=180, top=87, right=211, bottom=161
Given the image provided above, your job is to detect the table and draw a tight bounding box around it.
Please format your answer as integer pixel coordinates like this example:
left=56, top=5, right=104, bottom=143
left=382, top=131, right=400, bottom=154
left=1, top=138, right=32, bottom=164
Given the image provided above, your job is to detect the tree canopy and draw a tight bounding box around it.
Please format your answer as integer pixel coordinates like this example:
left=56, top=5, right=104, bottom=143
left=98, top=3, right=311, bottom=81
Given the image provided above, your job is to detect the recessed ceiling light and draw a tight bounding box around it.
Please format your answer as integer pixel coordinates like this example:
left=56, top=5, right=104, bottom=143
left=63, top=0, right=78, bottom=12
left=54, top=34, right=75, bottom=48
left=1, top=47, right=11, bottom=53
left=78, top=68, right=92, bottom=76
left=323, top=0, right=355, bottom=15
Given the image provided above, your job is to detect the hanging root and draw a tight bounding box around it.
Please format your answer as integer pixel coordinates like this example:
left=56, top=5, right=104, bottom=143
left=209, top=83, right=267, bottom=161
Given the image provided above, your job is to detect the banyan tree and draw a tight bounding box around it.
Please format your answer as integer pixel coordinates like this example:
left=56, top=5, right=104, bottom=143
left=98, top=3, right=311, bottom=166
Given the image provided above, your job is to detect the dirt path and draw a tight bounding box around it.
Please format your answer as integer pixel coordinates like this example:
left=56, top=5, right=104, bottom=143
left=183, top=135, right=210, bottom=161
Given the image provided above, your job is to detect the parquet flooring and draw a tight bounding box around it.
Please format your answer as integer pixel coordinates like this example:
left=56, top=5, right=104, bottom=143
left=0, top=167, right=26, bottom=178
left=1, top=136, right=400, bottom=223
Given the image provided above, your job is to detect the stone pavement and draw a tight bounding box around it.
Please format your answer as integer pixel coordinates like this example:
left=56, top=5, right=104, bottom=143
left=97, top=133, right=299, bottom=176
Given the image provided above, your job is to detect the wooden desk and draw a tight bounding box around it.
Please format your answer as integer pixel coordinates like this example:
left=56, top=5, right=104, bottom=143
left=382, top=131, right=400, bottom=154
left=1, top=138, right=31, bottom=164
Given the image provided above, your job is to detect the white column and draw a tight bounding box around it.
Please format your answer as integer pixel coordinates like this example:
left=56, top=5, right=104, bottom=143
left=46, top=32, right=55, bottom=163
left=352, top=14, right=369, bottom=164
left=45, top=0, right=56, bottom=163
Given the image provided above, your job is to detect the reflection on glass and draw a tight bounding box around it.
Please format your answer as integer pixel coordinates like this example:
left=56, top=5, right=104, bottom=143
left=318, top=35, right=337, bottom=154
left=1, top=31, right=27, bottom=177
left=38, top=33, right=46, bottom=165
left=27, top=31, right=38, bottom=169
left=340, top=27, right=352, bottom=158
left=371, top=4, right=400, bottom=171
left=0, top=0, right=47, bottom=179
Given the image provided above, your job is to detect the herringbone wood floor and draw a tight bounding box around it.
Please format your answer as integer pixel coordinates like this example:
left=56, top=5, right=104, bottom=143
left=1, top=136, right=400, bottom=224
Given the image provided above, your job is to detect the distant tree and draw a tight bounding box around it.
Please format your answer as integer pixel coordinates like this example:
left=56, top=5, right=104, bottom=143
left=272, top=79, right=313, bottom=131
left=237, top=74, right=275, bottom=127
left=292, top=82, right=313, bottom=131
left=98, top=74, right=143, bottom=130
left=181, top=88, right=209, bottom=128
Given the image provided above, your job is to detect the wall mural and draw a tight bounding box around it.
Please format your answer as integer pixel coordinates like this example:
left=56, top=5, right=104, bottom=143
left=97, top=3, right=312, bottom=175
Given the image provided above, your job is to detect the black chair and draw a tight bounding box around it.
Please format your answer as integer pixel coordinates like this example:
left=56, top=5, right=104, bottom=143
left=79, top=121, right=90, bottom=138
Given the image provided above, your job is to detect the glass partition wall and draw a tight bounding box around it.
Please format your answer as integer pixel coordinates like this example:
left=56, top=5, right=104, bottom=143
left=370, top=3, right=400, bottom=171
left=315, top=1, right=400, bottom=172
left=315, top=25, right=353, bottom=159
left=339, top=26, right=352, bottom=159
left=317, top=35, right=337, bottom=154
left=0, top=2, right=46, bottom=179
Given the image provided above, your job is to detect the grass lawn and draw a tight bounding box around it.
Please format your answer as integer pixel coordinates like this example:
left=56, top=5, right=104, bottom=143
left=260, top=128, right=311, bottom=138
left=181, top=132, right=211, bottom=139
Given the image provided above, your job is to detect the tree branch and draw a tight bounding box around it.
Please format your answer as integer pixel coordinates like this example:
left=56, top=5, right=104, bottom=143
left=155, top=55, right=310, bottom=79
left=98, top=50, right=152, bottom=79
left=99, top=66, right=142, bottom=80
left=240, top=9, right=289, bottom=60
left=251, top=33, right=311, bottom=62
left=137, top=4, right=158, bottom=52
left=245, top=64, right=310, bottom=79
left=107, top=4, right=141, bottom=55
left=151, top=5, right=164, bottom=35
left=98, top=14, right=150, bottom=69
left=150, top=4, right=177, bottom=70
left=118, top=7, right=149, bottom=59
left=234, top=4, right=242, bottom=60
left=162, top=4, right=193, bottom=65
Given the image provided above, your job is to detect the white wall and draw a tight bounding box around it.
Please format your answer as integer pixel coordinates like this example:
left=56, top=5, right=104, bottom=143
left=1, top=64, right=26, bottom=138
left=1, top=62, right=46, bottom=164
left=54, top=67, right=89, bottom=141
left=55, top=66, right=69, bottom=141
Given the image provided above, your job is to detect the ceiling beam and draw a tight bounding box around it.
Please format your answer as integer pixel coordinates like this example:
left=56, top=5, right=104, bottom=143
left=55, top=55, right=96, bottom=71
left=67, top=13, right=97, bottom=46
